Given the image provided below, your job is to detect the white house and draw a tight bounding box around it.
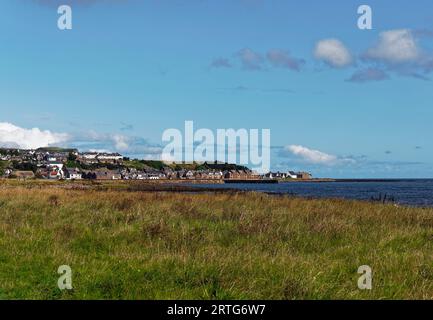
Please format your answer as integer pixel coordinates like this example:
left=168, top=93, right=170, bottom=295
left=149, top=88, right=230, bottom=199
left=66, top=168, right=82, bottom=180
left=287, top=171, right=298, bottom=179
left=81, top=152, right=98, bottom=160
left=96, top=153, right=123, bottom=161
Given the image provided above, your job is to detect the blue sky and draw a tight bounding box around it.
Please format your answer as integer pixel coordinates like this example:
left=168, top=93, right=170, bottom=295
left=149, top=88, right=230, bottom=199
left=1, top=0, right=433, bottom=177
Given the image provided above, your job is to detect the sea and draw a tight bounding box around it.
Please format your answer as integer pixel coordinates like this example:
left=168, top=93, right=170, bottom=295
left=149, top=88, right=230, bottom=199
left=189, top=179, right=433, bottom=207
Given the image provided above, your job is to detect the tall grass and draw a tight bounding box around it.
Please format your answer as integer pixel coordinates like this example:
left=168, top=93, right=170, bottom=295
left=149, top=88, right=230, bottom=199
left=0, top=187, right=432, bottom=299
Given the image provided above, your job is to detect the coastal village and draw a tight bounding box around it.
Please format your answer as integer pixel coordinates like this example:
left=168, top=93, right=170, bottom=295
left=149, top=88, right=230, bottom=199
left=0, top=147, right=312, bottom=181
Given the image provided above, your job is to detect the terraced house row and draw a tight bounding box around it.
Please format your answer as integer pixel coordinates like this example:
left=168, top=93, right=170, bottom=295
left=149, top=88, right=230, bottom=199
left=0, top=147, right=311, bottom=181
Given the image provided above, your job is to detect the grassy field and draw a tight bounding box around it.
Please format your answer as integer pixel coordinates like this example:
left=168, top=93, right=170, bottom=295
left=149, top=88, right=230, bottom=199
left=0, top=183, right=432, bottom=299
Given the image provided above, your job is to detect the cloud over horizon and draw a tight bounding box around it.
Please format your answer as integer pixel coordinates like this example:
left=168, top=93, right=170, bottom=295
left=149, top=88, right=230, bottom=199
left=0, top=122, right=162, bottom=159
left=69, top=131, right=163, bottom=157
left=285, top=145, right=337, bottom=165
left=282, top=145, right=356, bottom=166
left=0, top=122, right=69, bottom=149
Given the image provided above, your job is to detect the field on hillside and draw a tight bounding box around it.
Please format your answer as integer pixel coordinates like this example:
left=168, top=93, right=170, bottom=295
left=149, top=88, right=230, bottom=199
left=0, top=184, right=432, bottom=299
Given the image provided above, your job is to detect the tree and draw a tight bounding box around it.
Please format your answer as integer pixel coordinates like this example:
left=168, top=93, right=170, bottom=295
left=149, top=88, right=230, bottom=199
left=67, top=152, right=77, bottom=161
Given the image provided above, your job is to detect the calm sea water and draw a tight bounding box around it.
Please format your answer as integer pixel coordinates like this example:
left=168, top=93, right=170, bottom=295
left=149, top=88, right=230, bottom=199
left=190, top=180, right=433, bottom=207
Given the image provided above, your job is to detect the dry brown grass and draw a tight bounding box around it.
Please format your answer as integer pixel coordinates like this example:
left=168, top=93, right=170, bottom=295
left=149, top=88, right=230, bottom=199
left=0, top=185, right=432, bottom=299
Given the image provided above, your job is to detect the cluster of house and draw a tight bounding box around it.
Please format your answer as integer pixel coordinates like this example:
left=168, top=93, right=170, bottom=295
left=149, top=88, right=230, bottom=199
left=264, top=171, right=312, bottom=180
left=0, top=148, right=125, bottom=180
left=0, top=148, right=312, bottom=181
left=4, top=167, right=258, bottom=181
left=77, top=152, right=124, bottom=164
left=0, top=149, right=122, bottom=164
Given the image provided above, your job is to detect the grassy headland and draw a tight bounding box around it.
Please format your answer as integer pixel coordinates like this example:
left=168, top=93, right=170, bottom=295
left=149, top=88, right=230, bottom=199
left=0, top=182, right=432, bottom=299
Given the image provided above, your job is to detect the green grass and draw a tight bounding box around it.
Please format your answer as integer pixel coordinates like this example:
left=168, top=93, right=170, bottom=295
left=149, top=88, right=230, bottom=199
left=0, top=185, right=432, bottom=299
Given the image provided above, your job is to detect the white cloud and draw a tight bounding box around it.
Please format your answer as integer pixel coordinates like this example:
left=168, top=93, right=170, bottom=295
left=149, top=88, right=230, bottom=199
left=360, top=29, right=433, bottom=80
left=76, top=131, right=129, bottom=151
left=112, top=134, right=129, bottom=151
left=71, top=131, right=162, bottom=157
left=266, top=49, right=305, bottom=71
left=0, top=121, right=163, bottom=160
left=286, top=145, right=337, bottom=164
left=314, top=39, right=353, bottom=68
left=236, top=48, right=264, bottom=70
left=0, top=122, right=69, bottom=149
left=365, top=29, right=420, bottom=64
